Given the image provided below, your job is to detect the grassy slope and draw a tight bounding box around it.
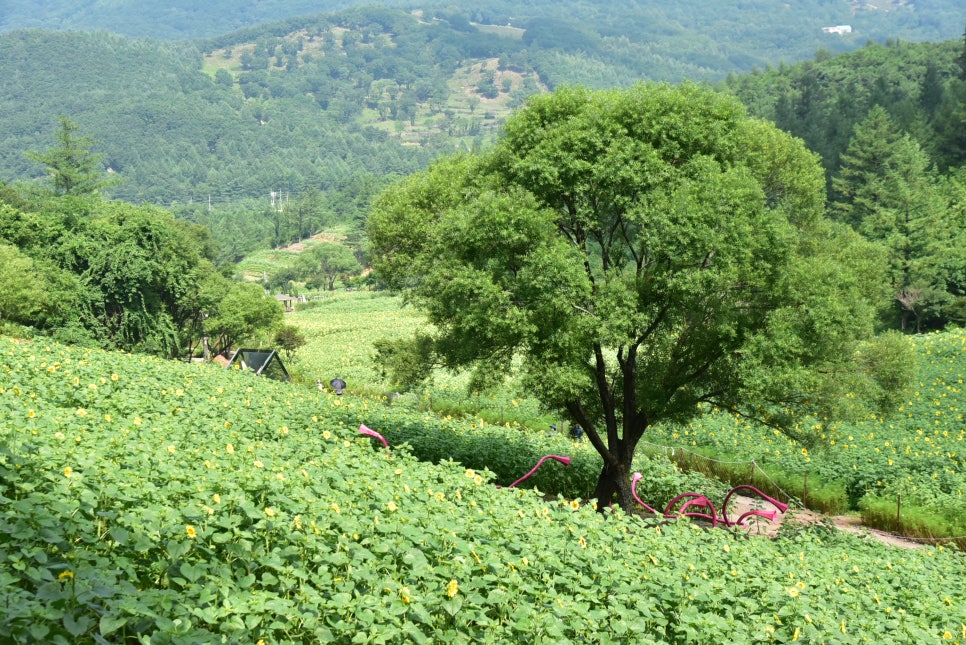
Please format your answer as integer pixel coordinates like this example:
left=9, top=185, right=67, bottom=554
left=2, top=334, right=966, bottom=643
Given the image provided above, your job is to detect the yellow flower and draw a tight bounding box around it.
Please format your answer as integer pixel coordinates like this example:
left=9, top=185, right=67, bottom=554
left=27, top=409, right=35, bottom=419
left=63, top=467, right=72, bottom=477
left=331, top=502, right=341, bottom=514
left=401, top=587, right=411, bottom=604
left=253, top=460, right=264, bottom=468
left=323, top=430, right=332, bottom=440
left=265, top=507, right=276, bottom=517
left=75, top=408, right=87, bottom=416
left=212, top=493, right=221, bottom=504
left=185, top=525, right=197, bottom=538
left=465, top=469, right=475, bottom=478
left=446, top=579, right=459, bottom=598
left=225, top=443, right=234, bottom=454
left=224, top=421, right=232, bottom=429
left=167, top=445, right=176, bottom=454
left=578, top=536, right=587, bottom=548
left=387, top=502, right=398, bottom=512
left=58, top=570, right=74, bottom=581
left=786, top=587, right=800, bottom=598
left=569, top=500, right=580, bottom=510
left=942, top=631, right=952, bottom=640
left=133, top=417, right=142, bottom=425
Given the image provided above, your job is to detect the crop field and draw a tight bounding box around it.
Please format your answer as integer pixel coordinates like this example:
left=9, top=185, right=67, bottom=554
left=287, top=292, right=966, bottom=540
left=287, top=291, right=553, bottom=429
left=3, top=335, right=966, bottom=643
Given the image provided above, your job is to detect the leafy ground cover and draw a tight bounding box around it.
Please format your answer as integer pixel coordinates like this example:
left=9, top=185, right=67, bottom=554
left=2, top=335, right=966, bottom=643
left=288, top=291, right=966, bottom=543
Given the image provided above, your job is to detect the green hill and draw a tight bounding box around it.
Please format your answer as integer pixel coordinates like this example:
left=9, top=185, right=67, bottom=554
left=2, top=2, right=966, bottom=219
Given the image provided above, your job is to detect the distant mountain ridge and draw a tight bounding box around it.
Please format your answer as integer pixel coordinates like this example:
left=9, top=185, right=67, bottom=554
left=0, top=1, right=412, bottom=39
left=1, top=1, right=964, bottom=257
left=2, top=0, right=965, bottom=45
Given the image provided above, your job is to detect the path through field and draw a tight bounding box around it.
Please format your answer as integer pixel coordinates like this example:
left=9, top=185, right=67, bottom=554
left=730, top=495, right=923, bottom=549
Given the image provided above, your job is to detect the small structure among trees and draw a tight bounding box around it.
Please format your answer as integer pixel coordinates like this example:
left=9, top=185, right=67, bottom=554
left=225, top=348, right=291, bottom=381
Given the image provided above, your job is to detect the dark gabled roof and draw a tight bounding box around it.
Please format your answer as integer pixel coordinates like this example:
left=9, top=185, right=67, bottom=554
left=225, top=348, right=291, bottom=381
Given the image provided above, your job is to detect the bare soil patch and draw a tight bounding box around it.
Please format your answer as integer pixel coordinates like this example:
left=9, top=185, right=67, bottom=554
left=728, top=495, right=923, bottom=548
left=281, top=232, right=345, bottom=253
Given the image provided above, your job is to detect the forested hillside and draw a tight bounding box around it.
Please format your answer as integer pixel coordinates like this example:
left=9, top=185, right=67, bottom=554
left=1, top=4, right=965, bottom=298
left=723, top=37, right=966, bottom=175
left=723, top=35, right=966, bottom=331
left=3, top=0, right=965, bottom=51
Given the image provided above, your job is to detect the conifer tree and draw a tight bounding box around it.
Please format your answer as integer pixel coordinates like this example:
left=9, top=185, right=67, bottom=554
left=25, top=117, right=117, bottom=196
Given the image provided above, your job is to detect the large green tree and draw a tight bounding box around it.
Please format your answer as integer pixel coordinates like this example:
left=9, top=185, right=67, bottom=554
left=368, top=84, right=898, bottom=511
left=298, top=242, right=361, bottom=291
left=203, top=282, right=284, bottom=355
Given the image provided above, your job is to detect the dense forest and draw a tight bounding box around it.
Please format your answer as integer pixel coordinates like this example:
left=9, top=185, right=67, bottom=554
left=1, top=3, right=965, bottom=348
left=720, top=35, right=966, bottom=331
left=3, top=0, right=965, bottom=50
left=1, top=3, right=965, bottom=256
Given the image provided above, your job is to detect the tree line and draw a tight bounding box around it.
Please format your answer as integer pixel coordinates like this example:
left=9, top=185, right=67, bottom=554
left=724, top=33, right=966, bottom=330
left=0, top=119, right=286, bottom=359
left=2, top=3, right=965, bottom=258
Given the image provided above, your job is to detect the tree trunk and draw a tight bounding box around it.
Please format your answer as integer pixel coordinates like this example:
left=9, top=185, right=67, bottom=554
left=592, top=459, right=636, bottom=513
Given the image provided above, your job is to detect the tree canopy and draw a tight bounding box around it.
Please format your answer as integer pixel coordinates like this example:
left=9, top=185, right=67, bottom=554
left=368, top=83, right=905, bottom=511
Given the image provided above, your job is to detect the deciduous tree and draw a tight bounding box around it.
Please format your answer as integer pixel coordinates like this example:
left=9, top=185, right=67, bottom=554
left=298, top=242, right=361, bottom=291
left=0, top=244, right=43, bottom=326
left=369, top=84, right=900, bottom=511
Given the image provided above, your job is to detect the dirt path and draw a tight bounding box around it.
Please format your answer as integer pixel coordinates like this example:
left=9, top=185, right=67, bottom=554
left=729, top=495, right=923, bottom=549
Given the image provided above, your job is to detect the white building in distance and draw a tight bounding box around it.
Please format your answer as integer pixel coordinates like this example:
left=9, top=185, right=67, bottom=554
left=822, top=25, right=853, bottom=34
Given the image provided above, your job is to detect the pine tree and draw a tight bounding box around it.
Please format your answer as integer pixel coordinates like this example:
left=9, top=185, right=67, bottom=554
left=830, top=106, right=903, bottom=229
left=24, top=117, right=117, bottom=196
left=832, top=106, right=952, bottom=331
